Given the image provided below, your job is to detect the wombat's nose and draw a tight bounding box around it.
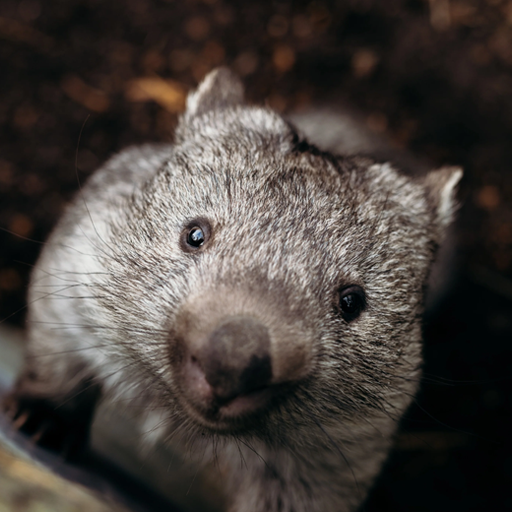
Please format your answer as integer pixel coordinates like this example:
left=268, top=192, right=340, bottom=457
left=192, top=316, right=272, bottom=403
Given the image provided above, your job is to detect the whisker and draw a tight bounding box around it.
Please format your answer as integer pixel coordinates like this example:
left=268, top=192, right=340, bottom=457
left=53, top=359, right=143, bottom=410
left=234, top=436, right=248, bottom=470
left=27, top=320, right=169, bottom=337
left=0, top=283, right=91, bottom=325
left=26, top=344, right=114, bottom=358
left=299, top=400, right=362, bottom=500
left=237, top=437, right=270, bottom=470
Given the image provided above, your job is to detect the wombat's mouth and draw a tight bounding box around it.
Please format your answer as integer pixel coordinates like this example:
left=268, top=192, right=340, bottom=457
left=188, top=387, right=275, bottom=433
left=216, top=387, right=272, bottom=417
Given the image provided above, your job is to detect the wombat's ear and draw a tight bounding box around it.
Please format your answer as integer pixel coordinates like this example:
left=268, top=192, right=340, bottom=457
left=423, top=166, right=463, bottom=234
left=185, top=67, right=244, bottom=118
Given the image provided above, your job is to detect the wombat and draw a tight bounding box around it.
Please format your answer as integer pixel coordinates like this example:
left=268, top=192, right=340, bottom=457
left=4, top=68, right=462, bottom=512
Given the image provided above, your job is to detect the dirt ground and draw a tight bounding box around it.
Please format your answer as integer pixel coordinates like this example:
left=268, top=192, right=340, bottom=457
left=0, top=0, right=511, bottom=511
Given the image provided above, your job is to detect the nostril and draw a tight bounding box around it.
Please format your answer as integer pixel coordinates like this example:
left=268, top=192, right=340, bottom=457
left=184, top=353, right=214, bottom=400
left=238, top=354, right=272, bottom=396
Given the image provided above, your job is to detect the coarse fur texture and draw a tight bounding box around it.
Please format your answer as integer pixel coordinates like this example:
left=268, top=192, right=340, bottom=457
left=6, top=68, right=462, bottom=512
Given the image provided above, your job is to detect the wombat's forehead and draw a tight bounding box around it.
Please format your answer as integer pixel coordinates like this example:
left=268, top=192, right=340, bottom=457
left=210, top=177, right=383, bottom=259
left=166, top=156, right=393, bottom=231
left=163, top=150, right=424, bottom=251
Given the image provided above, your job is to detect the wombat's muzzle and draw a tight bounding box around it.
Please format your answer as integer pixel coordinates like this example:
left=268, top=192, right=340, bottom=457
left=172, top=288, right=311, bottom=425
left=189, top=316, right=272, bottom=404
left=178, top=316, right=277, bottom=425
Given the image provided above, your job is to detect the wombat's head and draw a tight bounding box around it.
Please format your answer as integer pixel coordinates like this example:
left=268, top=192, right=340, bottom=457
left=103, top=69, right=461, bottom=440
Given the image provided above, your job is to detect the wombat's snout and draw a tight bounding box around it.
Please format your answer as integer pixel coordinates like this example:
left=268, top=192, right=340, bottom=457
left=182, top=317, right=274, bottom=422
left=175, top=291, right=311, bottom=425
left=191, top=316, right=272, bottom=403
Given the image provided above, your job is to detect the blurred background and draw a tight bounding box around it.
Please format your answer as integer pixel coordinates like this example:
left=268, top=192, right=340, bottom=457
left=0, top=0, right=511, bottom=510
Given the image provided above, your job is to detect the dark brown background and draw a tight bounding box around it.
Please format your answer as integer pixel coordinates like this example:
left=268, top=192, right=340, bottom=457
left=0, top=0, right=511, bottom=510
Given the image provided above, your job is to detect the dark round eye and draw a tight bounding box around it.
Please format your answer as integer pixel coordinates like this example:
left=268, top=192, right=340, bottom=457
left=187, top=227, right=205, bottom=247
left=181, top=218, right=212, bottom=252
left=338, top=286, right=366, bottom=322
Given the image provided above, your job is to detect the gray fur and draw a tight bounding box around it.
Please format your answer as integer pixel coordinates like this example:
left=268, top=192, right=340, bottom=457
left=15, top=68, right=461, bottom=512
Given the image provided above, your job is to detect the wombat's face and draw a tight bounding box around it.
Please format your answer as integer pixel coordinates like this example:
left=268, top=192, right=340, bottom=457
left=102, top=69, right=461, bottom=441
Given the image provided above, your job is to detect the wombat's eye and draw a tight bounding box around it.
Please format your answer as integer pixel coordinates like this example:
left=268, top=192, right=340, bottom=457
left=181, top=219, right=211, bottom=252
left=187, top=227, right=205, bottom=247
left=338, top=286, right=366, bottom=322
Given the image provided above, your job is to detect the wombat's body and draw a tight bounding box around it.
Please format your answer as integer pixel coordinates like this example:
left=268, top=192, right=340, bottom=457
left=6, top=69, right=461, bottom=512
